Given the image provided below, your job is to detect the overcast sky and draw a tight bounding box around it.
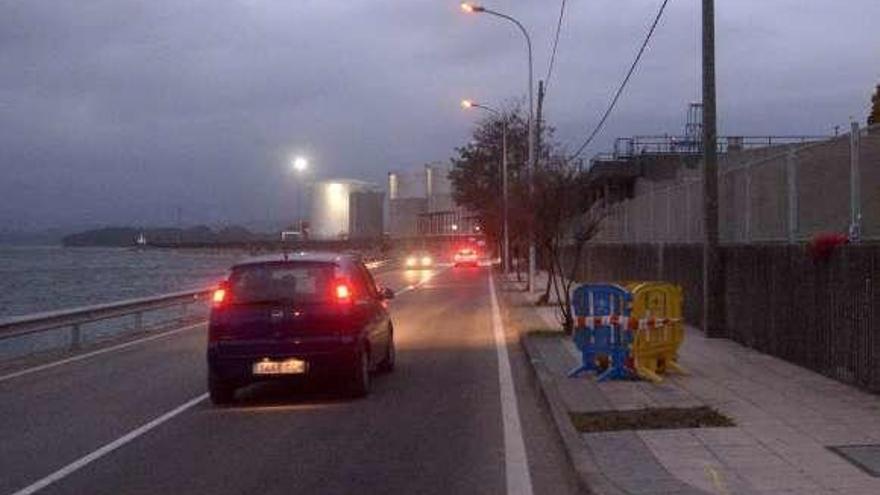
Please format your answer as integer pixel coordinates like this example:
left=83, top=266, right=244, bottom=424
left=1, top=0, right=878, bottom=231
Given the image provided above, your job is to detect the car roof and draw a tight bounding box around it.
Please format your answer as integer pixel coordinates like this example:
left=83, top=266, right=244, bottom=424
left=232, top=251, right=359, bottom=268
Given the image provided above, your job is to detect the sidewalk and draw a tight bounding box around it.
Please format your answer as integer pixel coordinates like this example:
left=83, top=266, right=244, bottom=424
left=504, top=272, right=880, bottom=495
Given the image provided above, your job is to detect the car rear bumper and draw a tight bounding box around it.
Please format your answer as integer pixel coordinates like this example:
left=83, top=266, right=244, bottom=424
left=207, top=337, right=360, bottom=383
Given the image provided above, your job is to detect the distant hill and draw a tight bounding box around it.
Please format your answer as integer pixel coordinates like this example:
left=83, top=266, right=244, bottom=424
left=61, top=226, right=273, bottom=247
left=0, top=228, right=70, bottom=246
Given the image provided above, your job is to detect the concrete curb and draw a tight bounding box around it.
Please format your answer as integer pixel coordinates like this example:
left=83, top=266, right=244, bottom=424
left=520, top=335, right=626, bottom=495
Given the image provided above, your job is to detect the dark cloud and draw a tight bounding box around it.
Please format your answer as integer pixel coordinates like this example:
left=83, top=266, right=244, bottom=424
left=1, top=0, right=877, bottom=229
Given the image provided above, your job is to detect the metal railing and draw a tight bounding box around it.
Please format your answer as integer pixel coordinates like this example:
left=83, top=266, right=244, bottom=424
left=0, top=288, right=213, bottom=350
left=0, top=259, right=392, bottom=356
left=590, top=134, right=830, bottom=164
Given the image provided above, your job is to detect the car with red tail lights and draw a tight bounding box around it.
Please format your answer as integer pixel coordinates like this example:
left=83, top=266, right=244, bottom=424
left=453, top=248, right=479, bottom=267
left=207, top=252, right=395, bottom=404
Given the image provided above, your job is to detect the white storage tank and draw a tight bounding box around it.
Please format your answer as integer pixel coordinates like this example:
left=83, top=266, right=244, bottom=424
left=308, top=180, right=379, bottom=240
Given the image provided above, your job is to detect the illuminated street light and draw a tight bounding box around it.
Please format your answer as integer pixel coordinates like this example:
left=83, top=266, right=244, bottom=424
left=460, top=2, right=536, bottom=291
left=451, top=224, right=459, bottom=232
left=461, top=99, right=509, bottom=274
left=292, top=156, right=308, bottom=173
left=290, top=156, right=310, bottom=235
left=460, top=3, right=484, bottom=13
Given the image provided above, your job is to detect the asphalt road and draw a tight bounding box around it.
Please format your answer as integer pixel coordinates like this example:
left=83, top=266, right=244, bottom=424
left=0, top=265, right=579, bottom=495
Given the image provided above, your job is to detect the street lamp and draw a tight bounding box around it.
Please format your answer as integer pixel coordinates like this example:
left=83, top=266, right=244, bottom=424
left=292, top=156, right=308, bottom=173
left=461, top=99, right=510, bottom=275
left=290, top=156, right=309, bottom=234
left=461, top=2, right=536, bottom=291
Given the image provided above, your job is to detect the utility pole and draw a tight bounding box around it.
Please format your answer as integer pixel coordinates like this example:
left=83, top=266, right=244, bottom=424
left=532, top=80, right=545, bottom=291
left=702, top=0, right=724, bottom=338
left=502, top=117, right=510, bottom=274
left=849, top=120, right=862, bottom=242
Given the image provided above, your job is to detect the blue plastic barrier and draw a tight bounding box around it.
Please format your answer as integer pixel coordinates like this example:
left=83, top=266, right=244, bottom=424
left=569, top=284, right=634, bottom=381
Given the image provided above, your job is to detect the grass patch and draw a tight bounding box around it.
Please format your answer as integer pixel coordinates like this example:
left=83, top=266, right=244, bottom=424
left=570, top=406, right=735, bottom=433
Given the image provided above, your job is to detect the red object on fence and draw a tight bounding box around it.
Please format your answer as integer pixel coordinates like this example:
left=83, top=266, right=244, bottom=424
left=807, top=232, right=848, bottom=261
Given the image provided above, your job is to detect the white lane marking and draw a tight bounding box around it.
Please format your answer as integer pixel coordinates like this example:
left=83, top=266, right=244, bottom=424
left=392, top=267, right=449, bottom=296
left=0, top=322, right=205, bottom=384
left=488, top=273, right=534, bottom=495
left=11, top=393, right=208, bottom=495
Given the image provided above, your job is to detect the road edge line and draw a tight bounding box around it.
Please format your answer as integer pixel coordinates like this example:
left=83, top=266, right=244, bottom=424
left=0, top=321, right=206, bottom=384
left=489, top=272, right=534, bottom=495
left=10, top=392, right=208, bottom=495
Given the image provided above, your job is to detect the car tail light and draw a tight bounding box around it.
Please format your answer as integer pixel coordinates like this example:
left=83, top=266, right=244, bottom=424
left=334, top=279, right=353, bottom=304
left=212, top=288, right=227, bottom=306
left=336, top=284, right=351, bottom=300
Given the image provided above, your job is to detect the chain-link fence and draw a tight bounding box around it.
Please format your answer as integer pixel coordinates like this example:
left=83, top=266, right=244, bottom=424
left=594, top=123, right=880, bottom=243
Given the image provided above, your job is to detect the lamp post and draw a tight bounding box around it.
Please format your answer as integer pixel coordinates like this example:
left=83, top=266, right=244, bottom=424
left=291, top=156, right=309, bottom=234
left=461, top=99, right=510, bottom=274
left=461, top=2, right=536, bottom=291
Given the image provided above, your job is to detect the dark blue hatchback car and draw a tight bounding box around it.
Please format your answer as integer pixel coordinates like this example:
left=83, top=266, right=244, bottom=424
left=206, top=252, right=395, bottom=404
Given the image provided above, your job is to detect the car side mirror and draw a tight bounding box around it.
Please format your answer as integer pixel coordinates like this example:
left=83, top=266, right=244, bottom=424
left=380, top=287, right=395, bottom=300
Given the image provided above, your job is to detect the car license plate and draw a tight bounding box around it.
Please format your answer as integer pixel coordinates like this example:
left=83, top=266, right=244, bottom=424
left=252, top=358, right=307, bottom=375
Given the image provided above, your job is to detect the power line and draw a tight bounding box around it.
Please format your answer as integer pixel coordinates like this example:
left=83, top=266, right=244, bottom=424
left=569, top=0, right=671, bottom=160
left=544, top=0, right=567, bottom=93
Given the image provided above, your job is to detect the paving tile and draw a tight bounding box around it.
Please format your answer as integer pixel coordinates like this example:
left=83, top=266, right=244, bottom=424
left=827, top=483, right=880, bottom=495
left=808, top=472, right=880, bottom=490
left=797, top=423, right=873, bottom=445
left=638, top=430, right=706, bottom=449
left=741, top=467, right=825, bottom=491
left=708, top=445, right=790, bottom=471
left=693, top=427, right=758, bottom=447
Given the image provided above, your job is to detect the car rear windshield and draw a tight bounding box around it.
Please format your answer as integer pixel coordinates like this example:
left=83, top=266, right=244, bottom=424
left=228, top=262, right=336, bottom=304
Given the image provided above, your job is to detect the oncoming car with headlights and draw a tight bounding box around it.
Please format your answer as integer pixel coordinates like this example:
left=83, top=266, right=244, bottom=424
left=403, top=251, right=434, bottom=270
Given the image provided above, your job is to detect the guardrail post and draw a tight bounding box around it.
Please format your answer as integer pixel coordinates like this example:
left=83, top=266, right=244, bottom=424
left=71, top=324, right=81, bottom=350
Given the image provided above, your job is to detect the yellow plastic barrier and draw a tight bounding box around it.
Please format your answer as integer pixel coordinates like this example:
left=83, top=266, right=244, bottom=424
left=624, top=282, right=686, bottom=383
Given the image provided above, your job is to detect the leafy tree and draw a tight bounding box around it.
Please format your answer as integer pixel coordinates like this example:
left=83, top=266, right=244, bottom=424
left=448, top=105, right=530, bottom=251
left=870, top=84, right=880, bottom=126
left=532, top=157, right=603, bottom=333
left=448, top=103, right=604, bottom=332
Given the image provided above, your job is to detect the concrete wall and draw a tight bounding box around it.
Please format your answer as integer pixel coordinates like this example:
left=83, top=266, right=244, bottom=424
left=594, top=125, right=880, bottom=243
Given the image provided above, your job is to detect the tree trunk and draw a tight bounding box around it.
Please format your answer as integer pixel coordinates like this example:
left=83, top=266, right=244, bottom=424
left=538, top=246, right=554, bottom=305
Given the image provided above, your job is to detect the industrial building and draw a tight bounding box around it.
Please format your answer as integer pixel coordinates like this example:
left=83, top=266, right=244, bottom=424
left=307, top=180, right=384, bottom=240
left=348, top=190, right=385, bottom=239
left=387, top=162, right=475, bottom=239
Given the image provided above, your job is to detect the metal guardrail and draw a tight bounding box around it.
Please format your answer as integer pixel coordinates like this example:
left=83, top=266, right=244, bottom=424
left=0, top=288, right=213, bottom=349
left=0, top=258, right=392, bottom=353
